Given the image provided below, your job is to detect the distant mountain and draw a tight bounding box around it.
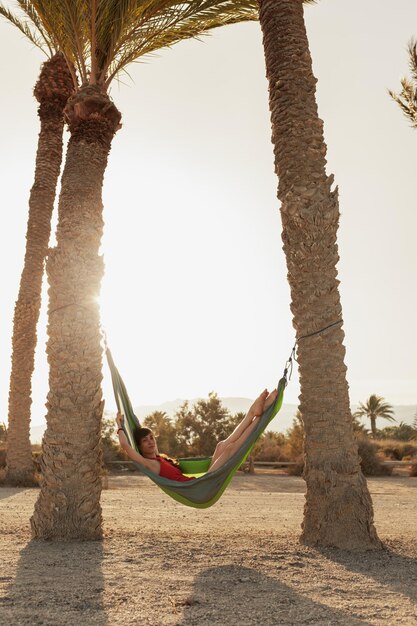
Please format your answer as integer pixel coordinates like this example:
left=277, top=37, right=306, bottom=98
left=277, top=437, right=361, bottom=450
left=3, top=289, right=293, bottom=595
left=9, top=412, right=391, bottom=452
left=30, top=400, right=417, bottom=443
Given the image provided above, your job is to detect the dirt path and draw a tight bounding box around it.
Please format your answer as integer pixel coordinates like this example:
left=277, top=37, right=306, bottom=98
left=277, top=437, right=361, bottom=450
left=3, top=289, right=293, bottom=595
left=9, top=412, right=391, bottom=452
left=1, top=474, right=417, bottom=625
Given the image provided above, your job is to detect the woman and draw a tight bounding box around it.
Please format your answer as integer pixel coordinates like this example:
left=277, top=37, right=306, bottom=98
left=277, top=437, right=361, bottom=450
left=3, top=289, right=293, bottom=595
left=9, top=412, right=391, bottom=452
left=116, top=387, right=278, bottom=482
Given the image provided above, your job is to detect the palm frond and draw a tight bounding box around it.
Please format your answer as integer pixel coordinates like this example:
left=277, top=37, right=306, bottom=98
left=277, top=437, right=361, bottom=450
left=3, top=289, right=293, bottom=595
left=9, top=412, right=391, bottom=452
left=103, top=0, right=260, bottom=86
left=407, top=38, right=417, bottom=84
left=15, top=0, right=56, bottom=52
left=390, top=37, right=417, bottom=128
left=0, top=3, right=50, bottom=55
left=25, top=0, right=88, bottom=82
left=389, top=79, right=417, bottom=128
left=60, top=0, right=90, bottom=82
left=2, top=0, right=317, bottom=92
left=94, top=0, right=144, bottom=84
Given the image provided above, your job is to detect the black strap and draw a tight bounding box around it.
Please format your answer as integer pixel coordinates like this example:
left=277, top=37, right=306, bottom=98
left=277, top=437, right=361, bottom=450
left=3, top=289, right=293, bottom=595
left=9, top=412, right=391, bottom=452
left=282, top=319, right=343, bottom=385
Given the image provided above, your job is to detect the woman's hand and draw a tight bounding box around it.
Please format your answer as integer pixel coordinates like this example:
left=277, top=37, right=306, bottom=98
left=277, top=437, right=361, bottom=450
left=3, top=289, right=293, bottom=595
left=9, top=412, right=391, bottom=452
left=116, top=411, right=124, bottom=430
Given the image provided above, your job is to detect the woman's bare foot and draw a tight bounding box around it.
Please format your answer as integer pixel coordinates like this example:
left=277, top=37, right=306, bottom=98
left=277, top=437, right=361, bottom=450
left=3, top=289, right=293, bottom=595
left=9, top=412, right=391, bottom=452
left=248, top=388, right=278, bottom=419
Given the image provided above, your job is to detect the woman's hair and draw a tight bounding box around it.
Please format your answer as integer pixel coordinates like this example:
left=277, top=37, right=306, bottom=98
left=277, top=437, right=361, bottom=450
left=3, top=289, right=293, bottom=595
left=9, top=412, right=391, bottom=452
left=132, top=426, right=152, bottom=450
left=133, top=426, right=180, bottom=467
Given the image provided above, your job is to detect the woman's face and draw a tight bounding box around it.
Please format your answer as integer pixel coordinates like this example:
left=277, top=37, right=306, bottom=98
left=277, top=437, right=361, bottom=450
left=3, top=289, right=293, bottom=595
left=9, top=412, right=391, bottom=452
left=139, top=431, right=157, bottom=457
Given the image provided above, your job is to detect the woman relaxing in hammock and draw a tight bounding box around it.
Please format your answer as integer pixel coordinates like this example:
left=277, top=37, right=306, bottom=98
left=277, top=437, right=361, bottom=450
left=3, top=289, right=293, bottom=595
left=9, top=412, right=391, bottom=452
left=116, top=387, right=278, bottom=482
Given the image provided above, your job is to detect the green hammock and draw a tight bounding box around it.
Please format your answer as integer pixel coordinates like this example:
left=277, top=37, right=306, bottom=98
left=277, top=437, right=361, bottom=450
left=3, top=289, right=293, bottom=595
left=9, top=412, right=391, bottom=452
left=106, top=348, right=286, bottom=508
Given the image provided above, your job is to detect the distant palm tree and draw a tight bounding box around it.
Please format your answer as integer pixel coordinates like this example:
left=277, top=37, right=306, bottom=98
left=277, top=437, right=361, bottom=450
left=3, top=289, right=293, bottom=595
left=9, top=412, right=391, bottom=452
left=353, top=395, right=395, bottom=438
left=1, top=3, right=75, bottom=486
left=2, top=0, right=260, bottom=540
left=389, top=39, right=417, bottom=128
left=257, top=0, right=380, bottom=549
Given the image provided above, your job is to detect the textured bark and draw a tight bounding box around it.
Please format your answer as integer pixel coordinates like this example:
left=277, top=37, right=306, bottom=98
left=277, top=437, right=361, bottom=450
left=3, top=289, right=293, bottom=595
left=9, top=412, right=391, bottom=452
left=30, top=85, right=121, bottom=540
left=258, top=0, right=381, bottom=549
left=6, top=54, right=73, bottom=486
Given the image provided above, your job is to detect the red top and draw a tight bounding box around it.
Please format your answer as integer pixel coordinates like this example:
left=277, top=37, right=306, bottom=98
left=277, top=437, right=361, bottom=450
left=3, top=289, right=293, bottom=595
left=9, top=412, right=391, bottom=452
left=157, top=456, right=196, bottom=482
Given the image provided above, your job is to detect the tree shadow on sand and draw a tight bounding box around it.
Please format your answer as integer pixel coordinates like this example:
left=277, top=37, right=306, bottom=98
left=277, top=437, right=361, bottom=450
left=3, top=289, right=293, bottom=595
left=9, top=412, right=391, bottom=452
left=1, top=539, right=107, bottom=625
left=0, top=487, right=31, bottom=500
left=316, top=542, right=417, bottom=606
left=177, top=564, right=373, bottom=626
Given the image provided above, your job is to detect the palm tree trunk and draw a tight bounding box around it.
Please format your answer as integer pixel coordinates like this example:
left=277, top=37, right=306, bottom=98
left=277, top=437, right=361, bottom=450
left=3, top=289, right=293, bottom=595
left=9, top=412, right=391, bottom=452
left=6, top=54, right=73, bottom=486
left=370, top=416, right=377, bottom=438
left=31, top=86, right=121, bottom=540
left=258, top=0, right=381, bottom=549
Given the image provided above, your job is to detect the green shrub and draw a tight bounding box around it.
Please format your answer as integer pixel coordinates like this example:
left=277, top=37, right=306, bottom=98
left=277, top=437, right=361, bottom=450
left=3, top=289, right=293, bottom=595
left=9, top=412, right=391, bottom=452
left=377, top=422, right=416, bottom=441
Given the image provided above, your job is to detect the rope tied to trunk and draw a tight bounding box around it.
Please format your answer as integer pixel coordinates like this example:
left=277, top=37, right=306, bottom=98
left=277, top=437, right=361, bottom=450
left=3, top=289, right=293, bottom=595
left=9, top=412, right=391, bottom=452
left=283, top=319, right=343, bottom=383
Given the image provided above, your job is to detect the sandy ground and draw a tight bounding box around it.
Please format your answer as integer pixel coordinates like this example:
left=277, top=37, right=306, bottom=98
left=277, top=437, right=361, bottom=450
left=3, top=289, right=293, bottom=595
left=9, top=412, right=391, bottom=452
left=1, top=472, right=417, bottom=626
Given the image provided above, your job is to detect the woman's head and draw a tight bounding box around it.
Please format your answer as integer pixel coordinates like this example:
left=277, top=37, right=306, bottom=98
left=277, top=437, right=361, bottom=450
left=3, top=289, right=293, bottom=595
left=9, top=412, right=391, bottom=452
left=133, top=427, right=158, bottom=457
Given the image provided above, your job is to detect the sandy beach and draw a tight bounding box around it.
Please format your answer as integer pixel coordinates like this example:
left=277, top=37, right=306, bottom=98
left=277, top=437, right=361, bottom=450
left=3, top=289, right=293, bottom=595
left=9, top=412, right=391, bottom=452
left=1, top=473, right=417, bottom=625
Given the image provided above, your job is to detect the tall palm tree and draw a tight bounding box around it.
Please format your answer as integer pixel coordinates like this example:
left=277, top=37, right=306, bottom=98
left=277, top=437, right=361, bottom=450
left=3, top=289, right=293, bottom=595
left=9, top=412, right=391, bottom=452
left=353, top=395, right=395, bottom=438
left=389, top=39, right=417, bottom=127
left=0, top=6, right=74, bottom=486
left=257, top=0, right=381, bottom=549
left=2, top=0, right=260, bottom=540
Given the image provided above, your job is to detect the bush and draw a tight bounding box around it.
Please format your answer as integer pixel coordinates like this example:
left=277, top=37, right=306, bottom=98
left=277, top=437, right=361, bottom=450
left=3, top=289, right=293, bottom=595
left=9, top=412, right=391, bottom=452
left=377, top=439, right=417, bottom=461
left=284, top=437, right=393, bottom=477
left=252, top=431, right=287, bottom=462
left=377, top=422, right=416, bottom=441
left=286, top=457, right=304, bottom=476
left=281, top=416, right=304, bottom=461
left=356, top=437, right=392, bottom=476
left=101, top=418, right=129, bottom=469
left=0, top=423, right=7, bottom=444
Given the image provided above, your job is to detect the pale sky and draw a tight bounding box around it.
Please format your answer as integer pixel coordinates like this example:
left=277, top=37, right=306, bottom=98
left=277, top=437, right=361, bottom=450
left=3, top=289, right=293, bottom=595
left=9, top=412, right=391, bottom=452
left=0, top=0, right=416, bottom=431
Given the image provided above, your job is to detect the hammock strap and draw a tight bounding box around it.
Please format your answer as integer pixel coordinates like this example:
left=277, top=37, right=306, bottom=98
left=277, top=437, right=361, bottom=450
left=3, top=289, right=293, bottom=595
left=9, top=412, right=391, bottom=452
left=284, top=319, right=343, bottom=381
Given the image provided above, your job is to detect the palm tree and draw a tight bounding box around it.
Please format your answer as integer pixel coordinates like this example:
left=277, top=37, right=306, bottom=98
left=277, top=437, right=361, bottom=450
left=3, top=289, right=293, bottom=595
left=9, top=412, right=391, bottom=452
left=0, top=7, right=74, bottom=486
left=2, top=0, right=260, bottom=540
left=353, top=395, right=395, bottom=438
left=257, top=0, right=381, bottom=549
left=389, top=39, right=417, bottom=127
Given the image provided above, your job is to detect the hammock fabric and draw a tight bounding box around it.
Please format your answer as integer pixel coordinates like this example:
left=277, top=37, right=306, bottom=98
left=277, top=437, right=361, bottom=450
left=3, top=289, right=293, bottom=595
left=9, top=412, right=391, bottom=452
left=106, top=348, right=286, bottom=509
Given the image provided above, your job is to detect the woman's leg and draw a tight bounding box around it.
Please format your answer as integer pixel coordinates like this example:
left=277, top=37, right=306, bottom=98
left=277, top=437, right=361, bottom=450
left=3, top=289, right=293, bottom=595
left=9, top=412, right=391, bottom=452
left=207, top=388, right=277, bottom=472
left=207, top=417, right=261, bottom=473
left=224, top=390, right=269, bottom=445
